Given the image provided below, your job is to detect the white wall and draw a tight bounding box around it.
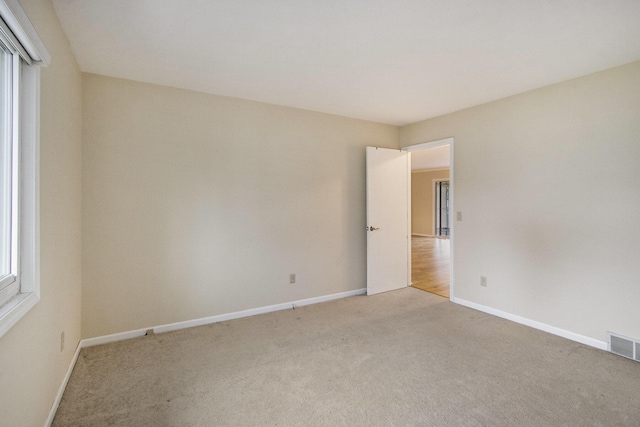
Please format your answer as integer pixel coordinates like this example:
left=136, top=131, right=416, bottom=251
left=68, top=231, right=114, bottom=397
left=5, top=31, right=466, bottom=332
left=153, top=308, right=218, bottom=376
left=81, top=74, right=399, bottom=338
left=401, top=61, right=640, bottom=343
left=0, top=0, right=82, bottom=426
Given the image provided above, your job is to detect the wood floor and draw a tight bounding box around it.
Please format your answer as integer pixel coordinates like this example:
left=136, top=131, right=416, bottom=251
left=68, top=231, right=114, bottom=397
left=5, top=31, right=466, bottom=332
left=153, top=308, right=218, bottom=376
left=411, top=236, right=450, bottom=298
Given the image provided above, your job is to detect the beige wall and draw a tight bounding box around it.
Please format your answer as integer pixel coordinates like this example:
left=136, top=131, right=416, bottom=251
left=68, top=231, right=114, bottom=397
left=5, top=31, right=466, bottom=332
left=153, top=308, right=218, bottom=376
left=0, top=1, right=82, bottom=426
left=412, top=169, right=450, bottom=235
left=1, top=5, right=636, bottom=422
left=401, top=61, right=640, bottom=343
left=81, top=74, right=398, bottom=338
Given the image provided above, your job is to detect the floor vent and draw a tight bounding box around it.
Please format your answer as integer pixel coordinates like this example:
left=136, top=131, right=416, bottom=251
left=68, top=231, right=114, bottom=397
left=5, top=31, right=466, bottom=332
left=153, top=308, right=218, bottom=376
left=608, top=332, right=640, bottom=361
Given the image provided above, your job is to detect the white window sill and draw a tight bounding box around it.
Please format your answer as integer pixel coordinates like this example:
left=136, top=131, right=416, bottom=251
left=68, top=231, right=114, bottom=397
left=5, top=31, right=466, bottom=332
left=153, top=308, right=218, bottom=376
left=0, top=291, right=39, bottom=337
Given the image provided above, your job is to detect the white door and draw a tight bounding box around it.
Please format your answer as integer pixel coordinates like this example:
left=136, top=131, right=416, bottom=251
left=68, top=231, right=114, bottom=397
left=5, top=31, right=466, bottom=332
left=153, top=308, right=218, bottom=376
left=366, top=147, right=410, bottom=295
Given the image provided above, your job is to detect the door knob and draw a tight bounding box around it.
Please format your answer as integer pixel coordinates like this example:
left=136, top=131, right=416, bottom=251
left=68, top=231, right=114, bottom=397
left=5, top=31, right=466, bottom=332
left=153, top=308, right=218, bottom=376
left=368, top=226, right=380, bottom=231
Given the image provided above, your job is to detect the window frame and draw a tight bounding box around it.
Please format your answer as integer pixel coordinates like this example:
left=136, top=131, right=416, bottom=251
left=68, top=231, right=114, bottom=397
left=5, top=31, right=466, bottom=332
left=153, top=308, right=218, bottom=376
left=0, top=33, right=20, bottom=307
left=0, top=0, right=48, bottom=338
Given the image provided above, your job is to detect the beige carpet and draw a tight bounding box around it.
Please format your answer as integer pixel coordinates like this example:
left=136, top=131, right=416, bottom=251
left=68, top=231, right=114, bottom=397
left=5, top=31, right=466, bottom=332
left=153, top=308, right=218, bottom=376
left=53, top=288, right=640, bottom=426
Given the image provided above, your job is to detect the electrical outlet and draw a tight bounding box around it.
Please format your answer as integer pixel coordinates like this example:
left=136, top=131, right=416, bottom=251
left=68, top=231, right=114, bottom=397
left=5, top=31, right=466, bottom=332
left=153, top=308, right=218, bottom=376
left=60, top=331, right=65, bottom=352
left=289, top=273, right=296, bottom=284
left=480, top=276, right=487, bottom=287
left=456, top=211, right=462, bottom=221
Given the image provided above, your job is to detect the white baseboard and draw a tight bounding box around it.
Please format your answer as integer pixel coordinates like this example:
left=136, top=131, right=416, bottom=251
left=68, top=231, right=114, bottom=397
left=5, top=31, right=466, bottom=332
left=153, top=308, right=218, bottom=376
left=46, top=289, right=603, bottom=426
left=153, top=288, right=366, bottom=335
left=45, top=341, right=82, bottom=427
left=83, top=288, right=366, bottom=347
left=80, top=327, right=150, bottom=348
left=46, top=288, right=366, bottom=426
left=453, top=297, right=607, bottom=350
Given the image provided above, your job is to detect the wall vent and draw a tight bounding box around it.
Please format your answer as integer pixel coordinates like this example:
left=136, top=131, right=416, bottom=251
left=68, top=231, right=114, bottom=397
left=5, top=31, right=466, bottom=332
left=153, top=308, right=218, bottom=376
left=608, top=332, right=640, bottom=362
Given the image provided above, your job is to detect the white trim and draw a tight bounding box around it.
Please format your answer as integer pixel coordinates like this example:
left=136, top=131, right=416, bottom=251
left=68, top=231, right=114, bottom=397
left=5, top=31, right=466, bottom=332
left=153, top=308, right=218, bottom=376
left=449, top=141, right=455, bottom=300
left=9, top=49, right=19, bottom=285
left=45, top=342, right=82, bottom=427
left=453, top=297, right=608, bottom=350
left=412, top=167, right=450, bottom=173
left=406, top=152, right=412, bottom=287
left=0, top=291, right=38, bottom=336
left=0, top=49, right=41, bottom=338
left=82, top=288, right=366, bottom=348
left=46, top=289, right=603, bottom=426
left=0, top=0, right=50, bottom=65
left=80, top=327, right=150, bottom=348
left=16, top=64, right=39, bottom=294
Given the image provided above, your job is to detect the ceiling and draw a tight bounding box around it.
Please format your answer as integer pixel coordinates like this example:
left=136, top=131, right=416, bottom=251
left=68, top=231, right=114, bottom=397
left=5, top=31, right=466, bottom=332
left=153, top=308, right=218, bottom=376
left=51, top=0, right=640, bottom=126
left=411, top=145, right=450, bottom=171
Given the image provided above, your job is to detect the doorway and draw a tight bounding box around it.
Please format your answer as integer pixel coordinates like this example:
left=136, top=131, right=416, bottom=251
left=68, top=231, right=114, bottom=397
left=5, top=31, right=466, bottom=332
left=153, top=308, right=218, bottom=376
left=365, top=139, right=453, bottom=299
left=406, top=140, right=453, bottom=299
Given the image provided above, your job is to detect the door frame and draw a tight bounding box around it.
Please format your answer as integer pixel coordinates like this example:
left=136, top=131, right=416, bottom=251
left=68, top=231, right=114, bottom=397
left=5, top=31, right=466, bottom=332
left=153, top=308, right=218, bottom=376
left=402, top=137, right=454, bottom=300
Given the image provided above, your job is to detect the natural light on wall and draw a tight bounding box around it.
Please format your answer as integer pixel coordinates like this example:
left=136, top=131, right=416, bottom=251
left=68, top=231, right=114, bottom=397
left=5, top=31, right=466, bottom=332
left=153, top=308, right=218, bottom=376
left=0, top=0, right=49, bottom=338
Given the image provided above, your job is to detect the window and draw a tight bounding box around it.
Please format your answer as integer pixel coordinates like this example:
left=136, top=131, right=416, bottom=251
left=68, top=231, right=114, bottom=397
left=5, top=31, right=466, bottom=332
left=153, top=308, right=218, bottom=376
left=0, top=0, right=49, bottom=338
left=0, top=31, right=18, bottom=309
